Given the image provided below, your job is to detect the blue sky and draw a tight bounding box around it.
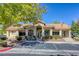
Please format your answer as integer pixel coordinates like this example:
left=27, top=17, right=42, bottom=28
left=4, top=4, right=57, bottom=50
left=41, top=3, right=79, bottom=25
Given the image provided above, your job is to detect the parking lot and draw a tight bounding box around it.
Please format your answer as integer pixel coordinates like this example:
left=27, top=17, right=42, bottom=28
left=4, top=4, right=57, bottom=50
left=1, top=41, right=79, bottom=56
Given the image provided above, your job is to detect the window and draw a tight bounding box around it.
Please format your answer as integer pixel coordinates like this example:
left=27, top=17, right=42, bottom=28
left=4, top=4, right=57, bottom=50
left=44, top=29, right=50, bottom=36
left=52, top=31, right=59, bottom=35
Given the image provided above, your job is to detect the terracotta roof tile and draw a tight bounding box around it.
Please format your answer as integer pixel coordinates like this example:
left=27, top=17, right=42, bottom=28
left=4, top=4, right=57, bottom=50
left=6, top=23, right=70, bottom=31
left=6, top=26, right=20, bottom=31
left=44, top=23, right=70, bottom=30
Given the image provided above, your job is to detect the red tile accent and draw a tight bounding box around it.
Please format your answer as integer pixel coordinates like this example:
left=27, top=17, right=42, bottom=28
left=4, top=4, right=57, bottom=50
left=0, top=47, right=12, bottom=52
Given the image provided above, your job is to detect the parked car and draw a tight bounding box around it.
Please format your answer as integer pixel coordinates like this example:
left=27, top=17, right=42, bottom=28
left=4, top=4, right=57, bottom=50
left=0, top=35, right=7, bottom=40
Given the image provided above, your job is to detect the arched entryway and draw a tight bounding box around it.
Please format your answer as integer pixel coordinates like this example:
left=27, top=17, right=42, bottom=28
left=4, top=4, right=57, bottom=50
left=19, top=30, right=26, bottom=36
left=28, top=29, right=34, bottom=36
left=62, top=30, right=69, bottom=37
left=36, top=26, right=42, bottom=39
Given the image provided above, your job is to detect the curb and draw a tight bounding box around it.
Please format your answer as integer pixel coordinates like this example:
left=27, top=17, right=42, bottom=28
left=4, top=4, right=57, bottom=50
left=0, top=47, right=12, bottom=52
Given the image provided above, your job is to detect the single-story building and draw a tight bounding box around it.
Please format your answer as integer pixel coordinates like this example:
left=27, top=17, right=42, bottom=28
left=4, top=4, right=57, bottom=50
left=6, top=20, right=71, bottom=39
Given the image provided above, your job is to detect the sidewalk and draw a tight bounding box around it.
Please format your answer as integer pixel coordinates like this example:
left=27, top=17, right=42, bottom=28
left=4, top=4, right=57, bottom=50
left=0, top=48, right=79, bottom=56
left=45, top=40, right=79, bottom=44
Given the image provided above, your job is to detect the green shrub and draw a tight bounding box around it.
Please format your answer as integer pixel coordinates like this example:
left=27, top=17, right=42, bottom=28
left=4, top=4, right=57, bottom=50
left=42, top=35, right=53, bottom=41
left=52, top=35, right=62, bottom=40
left=0, top=41, right=7, bottom=47
left=1, top=37, right=6, bottom=40
left=16, top=36, right=23, bottom=41
left=49, top=36, right=53, bottom=39
left=73, top=37, right=79, bottom=41
left=1, top=42, right=7, bottom=47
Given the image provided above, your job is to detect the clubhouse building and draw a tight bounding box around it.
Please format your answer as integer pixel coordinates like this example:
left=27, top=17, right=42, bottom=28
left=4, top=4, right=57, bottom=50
left=6, top=20, right=71, bottom=39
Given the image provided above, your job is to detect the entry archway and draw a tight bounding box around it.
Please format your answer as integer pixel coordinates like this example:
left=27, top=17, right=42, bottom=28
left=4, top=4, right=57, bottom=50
left=36, top=25, right=42, bottom=39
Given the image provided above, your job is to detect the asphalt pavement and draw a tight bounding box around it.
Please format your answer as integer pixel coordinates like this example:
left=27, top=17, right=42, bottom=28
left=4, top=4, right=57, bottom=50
left=1, top=42, right=79, bottom=56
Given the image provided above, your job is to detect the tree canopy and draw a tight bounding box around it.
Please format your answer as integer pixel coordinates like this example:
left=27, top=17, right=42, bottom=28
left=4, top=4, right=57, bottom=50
left=0, top=3, right=46, bottom=31
left=71, top=20, right=79, bottom=35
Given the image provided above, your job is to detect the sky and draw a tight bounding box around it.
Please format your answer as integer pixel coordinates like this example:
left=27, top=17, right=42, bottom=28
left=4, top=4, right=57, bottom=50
left=41, top=3, right=79, bottom=25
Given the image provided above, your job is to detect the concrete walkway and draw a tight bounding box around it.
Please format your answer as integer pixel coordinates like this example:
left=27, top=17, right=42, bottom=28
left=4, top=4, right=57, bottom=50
left=63, top=38, right=75, bottom=42
left=45, top=38, right=79, bottom=44
left=1, top=48, right=79, bottom=56
left=45, top=41, right=79, bottom=44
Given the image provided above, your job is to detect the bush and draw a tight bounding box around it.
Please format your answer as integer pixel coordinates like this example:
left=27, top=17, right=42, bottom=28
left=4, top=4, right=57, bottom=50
left=42, top=35, right=63, bottom=41
left=0, top=37, right=6, bottom=40
left=2, top=42, right=7, bottom=47
left=0, top=42, right=7, bottom=47
left=72, top=33, right=79, bottom=41
left=16, top=36, right=23, bottom=41
left=73, top=37, right=79, bottom=41
left=32, top=36, right=37, bottom=40
left=42, top=36, right=52, bottom=41
left=27, top=36, right=37, bottom=41
left=49, top=36, right=53, bottom=39
left=52, top=35, right=62, bottom=40
left=0, top=36, right=7, bottom=40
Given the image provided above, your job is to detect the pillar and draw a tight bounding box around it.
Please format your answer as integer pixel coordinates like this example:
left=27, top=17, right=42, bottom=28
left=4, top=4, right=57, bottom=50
left=16, top=31, right=19, bottom=36
left=25, top=30, right=28, bottom=36
left=42, top=27, right=44, bottom=36
left=59, top=30, right=62, bottom=37
left=50, top=29, right=52, bottom=36
left=6, top=31, right=9, bottom=38
left=34, top=27, right=36, bottom=36
left=69, top=30, right=71, bottom=38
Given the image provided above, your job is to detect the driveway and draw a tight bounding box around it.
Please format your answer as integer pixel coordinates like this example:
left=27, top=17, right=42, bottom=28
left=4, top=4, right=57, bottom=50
left=0, top=41, right=79, bottom=56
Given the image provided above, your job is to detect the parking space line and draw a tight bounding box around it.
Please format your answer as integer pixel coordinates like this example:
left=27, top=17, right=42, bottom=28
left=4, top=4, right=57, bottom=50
left=52, top=44, right=58, bottom=50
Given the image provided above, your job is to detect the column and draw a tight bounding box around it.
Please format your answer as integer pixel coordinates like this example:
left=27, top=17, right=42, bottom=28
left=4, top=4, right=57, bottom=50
left=50, top=29, right=52, bottom=36
left=59, top=30, right=62, bottom=37
left=69, top=30, right=71, bottom=38
left=42, top=27, right=44, bottom=36
left=16, top=31, right=19, bottom=36
left=25, top=30, right=28, bottom=36
left=34, top=27, right=36, bottom=36
left=6, top=31, right=9, bottom=38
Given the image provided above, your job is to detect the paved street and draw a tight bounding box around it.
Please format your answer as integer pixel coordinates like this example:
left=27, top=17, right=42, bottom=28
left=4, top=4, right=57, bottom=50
left=1, top=41, right=79, bottom=56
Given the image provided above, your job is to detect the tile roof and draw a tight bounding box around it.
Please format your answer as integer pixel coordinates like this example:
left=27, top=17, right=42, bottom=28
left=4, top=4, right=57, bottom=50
left=44, top=23, right=70, bottom=30
left=6, top=26, right=20, bottom=31
left=6, top=20, right=70, bottom=31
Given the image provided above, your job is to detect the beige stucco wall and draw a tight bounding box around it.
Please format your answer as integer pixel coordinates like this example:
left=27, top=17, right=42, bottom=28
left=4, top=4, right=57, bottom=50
left=7, top=31, right=19, bottom=38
